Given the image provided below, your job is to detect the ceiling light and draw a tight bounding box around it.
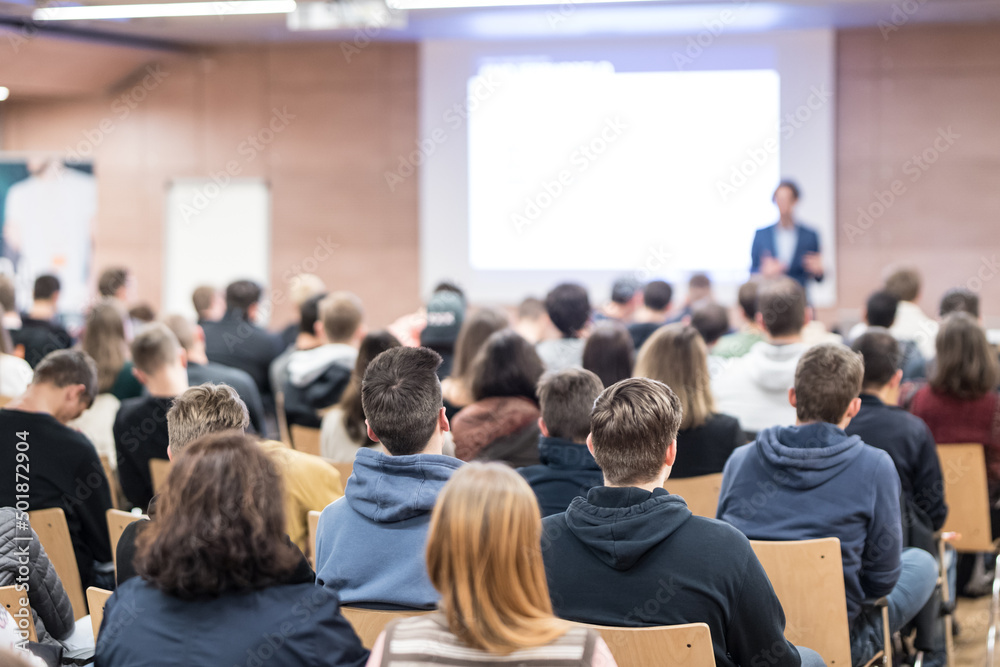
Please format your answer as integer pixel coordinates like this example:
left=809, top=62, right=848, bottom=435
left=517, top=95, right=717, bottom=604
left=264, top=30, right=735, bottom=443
left=0, top=87, right=8, bottom=102
left=34, top=0, right=296, bottom=21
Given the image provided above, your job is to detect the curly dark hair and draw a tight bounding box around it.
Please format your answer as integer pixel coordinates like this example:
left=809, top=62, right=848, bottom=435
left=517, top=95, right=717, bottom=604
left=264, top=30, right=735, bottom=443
left=135, top=433, right=301, bottom=599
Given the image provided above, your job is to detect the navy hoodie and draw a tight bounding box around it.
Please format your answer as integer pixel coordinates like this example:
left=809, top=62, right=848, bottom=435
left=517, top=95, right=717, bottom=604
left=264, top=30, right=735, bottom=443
left=518, top=436, right=604, bottom=517
left=717, top=423, right=903, bottom=622
left=314, top=448, right=462, bottom=609
left=542, top=486, right=800, bottom=667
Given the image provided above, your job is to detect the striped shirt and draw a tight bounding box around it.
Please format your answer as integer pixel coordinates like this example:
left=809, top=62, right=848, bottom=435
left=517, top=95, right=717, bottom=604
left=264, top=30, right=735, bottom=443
left=375, top=612, right=603, bottom=666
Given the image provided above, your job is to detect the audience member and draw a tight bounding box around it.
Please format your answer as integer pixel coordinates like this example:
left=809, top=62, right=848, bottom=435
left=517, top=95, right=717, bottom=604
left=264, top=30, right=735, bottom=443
left=542, top=377, right=816, bottom=667
left=270, top=291, right=326, bottom=403
left=690, top=302, right=730, bottom=348
left=366, top=463, right=616, bottom=667
left=582, top=320, right=634, bottom=389
left=517, top=369, right=605, bottom=517
left=279, top=273, right=327, bottom=348
left=128, top=303, right=156, bottom=324
left=116, top=383, right=343, bottom=579
left=441, top=307, right=508, bottom=419
left=11, top=275, right=72, bottom=368
left=718, top=344, right=937, bottom=666
left=452, top=330, right=544, bottom=467
left=939, top=287, right=980, bottom=319
left=80, top=300, right=142, bottom=401
left=420, top=282, right=466, bottom=379
left=114, top=323, right=188, bottom=510
left=0, top=350, right=112, bottom=589
left=669, top=272, right=714, bottom=322
left=320, top=331, right=401, bottom=462
left=713, top=277, right=811, bottom=434
left=627, top=279, right=672, bottom=349
left=713, top=279, right=766, bottom=358
left=852, top=290, right=926, bottom=380
left=884, top=267, right=938, bottom=360
left=515, top=296, right=557, bottom=345
left=315, top=347, right=462, bottom=609
left=97, top=266, right=131, bottom=302
left=202, top=279, right=284, bottom=398
left=163, top=314, right=266, bottom=434
left=191, top=285, right=225, bottom=323
left=537, top=283, right=590, bottom=372
left=283, top=291, right=365, bottom=427
left=635, top=324, right=745, bottom=478
left=0, top=508, right=74, bottom=645
left=595, top=277, right=642, bottom=324
left=98, top=432, right=367, bottom=667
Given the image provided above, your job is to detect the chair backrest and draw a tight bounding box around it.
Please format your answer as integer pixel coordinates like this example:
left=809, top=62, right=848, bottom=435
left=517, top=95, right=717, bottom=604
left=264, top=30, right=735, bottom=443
left=664, top=473, right=724, bottom=519
left=86, top=587, right=113, bottom=641
left=106, top=509, right=145, bottom=575
left=579, top=622, right=714, bottom=667
left=937, top=443, right=994, bottom=552
left=149, top=458, right=172, bottom=496
left=0, top=395, right=12, bottom=408
left=290, top=425, right=321, bottom=456
left=331, top=462, right=353, bottom=486
left=275, top=390, right=292, bottom=446
left=340, top=607, right=430, bottom=649
left=27, top=507, right=88, bottom=620
left=0, top=585, right=37, bottom=642
left=750, top=538, right=850, bottom=667
left=307, top=510, right=321, bottom=568
left=99, top=455, right=120, bottom=510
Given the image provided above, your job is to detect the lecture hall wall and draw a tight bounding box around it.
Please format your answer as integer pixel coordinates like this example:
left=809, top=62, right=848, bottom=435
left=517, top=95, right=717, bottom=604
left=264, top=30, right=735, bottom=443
left=3, top=24, right=999, bottom=330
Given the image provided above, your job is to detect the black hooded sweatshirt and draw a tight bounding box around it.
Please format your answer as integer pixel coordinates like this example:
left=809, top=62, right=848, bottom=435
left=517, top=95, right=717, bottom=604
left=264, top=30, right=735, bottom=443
left=541, top=486, right=800, bottom=667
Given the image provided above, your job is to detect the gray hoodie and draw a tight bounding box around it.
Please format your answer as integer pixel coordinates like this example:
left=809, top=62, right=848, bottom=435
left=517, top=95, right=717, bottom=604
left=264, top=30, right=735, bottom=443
left=712, top=341, right=809, bottom=433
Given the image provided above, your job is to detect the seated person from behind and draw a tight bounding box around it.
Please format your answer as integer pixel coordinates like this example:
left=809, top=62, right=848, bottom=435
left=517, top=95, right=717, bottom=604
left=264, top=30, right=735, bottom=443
left=283, top=292, right=365, bottom=428
left=541, top=377, right=818, bottom=667
left=113, top=323, right=188, bottom=510
left=11, top=275, right=73, bottom=369
left=852, top=290, right=926, bottom=381
left=518, top=369, right=605, bottom=517
left=314, top=347, right=462, bottom=610
left=536, top=283, right=590, bottom=372
left=712, top=279, right=766, bottom=359
left=717, top=344, right=937, bottom=666
left=116, top=382, right=343, bottom=582
left=627, top=279, right=672, bottom=350
left=0, top=350, right=112, bottom=589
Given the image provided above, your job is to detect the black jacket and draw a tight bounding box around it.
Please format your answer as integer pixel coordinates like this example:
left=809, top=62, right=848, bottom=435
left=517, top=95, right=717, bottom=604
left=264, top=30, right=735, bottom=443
left=11, top=316, right=73, bottom=368
left=518, top=436, right=603, bottom=517
left=672, top=413, right=746, bottom=479
left=282, top=363, right=352, bottom=429
left=542, top=486, right=800, bottom=667
left=113, top=395, right=174, bottom=510
left=186, top=361, right=266, bottom=434
left=845, top=394, right=948, bottom=533
left=96, top=559, right=367, bottom=667
left=202, top=309, right=284, bottom=397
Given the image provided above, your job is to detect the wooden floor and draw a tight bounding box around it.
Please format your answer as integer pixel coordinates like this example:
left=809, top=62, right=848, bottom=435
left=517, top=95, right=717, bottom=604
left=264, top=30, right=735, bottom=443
left=955, top=596, right=991, bottom=667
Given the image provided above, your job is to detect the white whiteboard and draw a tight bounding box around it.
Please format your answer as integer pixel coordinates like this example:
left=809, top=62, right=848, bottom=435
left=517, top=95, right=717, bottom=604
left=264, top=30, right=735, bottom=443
left=163, top=179, right=270, bottom=322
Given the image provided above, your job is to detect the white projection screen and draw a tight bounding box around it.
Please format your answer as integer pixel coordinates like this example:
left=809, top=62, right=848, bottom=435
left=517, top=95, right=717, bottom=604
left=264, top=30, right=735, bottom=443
left=419, top=31, right=836, bottom=306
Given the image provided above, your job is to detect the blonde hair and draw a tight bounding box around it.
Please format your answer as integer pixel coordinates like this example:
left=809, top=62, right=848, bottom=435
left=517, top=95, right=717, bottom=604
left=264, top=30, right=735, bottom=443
left=634, top=324, right=714, bottom=430
left=81, top=299, right=129, bottom=393
left=167, top=384, right=250, bottom=455
left=427, top=463, right=569, bottom=654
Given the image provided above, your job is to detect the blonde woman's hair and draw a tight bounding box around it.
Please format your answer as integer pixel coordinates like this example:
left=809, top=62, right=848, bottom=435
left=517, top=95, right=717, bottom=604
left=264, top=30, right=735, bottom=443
left=634, top=323, right=714, bottom=430
left=426, top=463, right=569, bottom=654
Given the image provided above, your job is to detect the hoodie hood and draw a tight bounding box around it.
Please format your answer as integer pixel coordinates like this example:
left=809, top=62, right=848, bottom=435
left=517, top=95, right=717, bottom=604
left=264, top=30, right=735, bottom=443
left=755, top=422, right=864, bottom=490
left=345, top=447, right=462, bottom=523
left=564, top=487, right=691, bottom=570
left=743, top=341, right=809, bottom=392
left=538, top=436, right=601, bottom=472
left=287, top=344, right=357, bottom=386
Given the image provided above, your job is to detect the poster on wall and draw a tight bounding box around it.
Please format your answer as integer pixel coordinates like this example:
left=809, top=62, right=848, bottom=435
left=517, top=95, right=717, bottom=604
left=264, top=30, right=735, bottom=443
left=0, top=157, right=96, bottom=325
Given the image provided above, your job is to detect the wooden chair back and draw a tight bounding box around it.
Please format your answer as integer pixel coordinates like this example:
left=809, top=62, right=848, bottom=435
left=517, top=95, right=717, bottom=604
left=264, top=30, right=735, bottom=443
left=275, top=390, right=292, bottom=446
left=307, top=510, right=321, bottom=568
left=106, top=509, right=144, bottom=575
left=665, top=473, right=724, bottom=518
left=86, top=587, right=113, bottom=640
left=340, top=608, right=430, bottom=649
left=937, top=443, right=995, bottom=552
left=0, top=585, right=37, bottom=641
left=290, top=425, right=321, bottom=457
left=0, top=395, right=13, bottom=408
left=149, top=458, right=172, bottom=496
left=27, top=507, right=88, bottom=620
left=99, top=455, right=121, bottom=510
left=579, top=622, right=715, bottom=667
left=751, top=538, right=851, bottom=667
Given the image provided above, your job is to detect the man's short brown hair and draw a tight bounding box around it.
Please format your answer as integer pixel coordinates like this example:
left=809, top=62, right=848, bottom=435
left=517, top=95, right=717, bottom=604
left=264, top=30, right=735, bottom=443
left=33, top=349, right=98, bottom=404
left=98, top=267, right=129, bottom=298
left=131, top=322, right=181, bottom=376
left=884, top=267, right=921, bottom=302
left=590, top=377, right=683, bottom=486
left=167, top=384, right=249, bottom=455
left=758, top=278, right=806, bottom=338
left=362, top=346, right=443, bottom=456
left=320, top=292, right=364, bottom=343
left=793, top=344, right=864, bottom=424
left=162, top=314, right=196, bottom=351
left=537, top=369, right=604, bottom=444
left=191, top=286, right=216, bottom=318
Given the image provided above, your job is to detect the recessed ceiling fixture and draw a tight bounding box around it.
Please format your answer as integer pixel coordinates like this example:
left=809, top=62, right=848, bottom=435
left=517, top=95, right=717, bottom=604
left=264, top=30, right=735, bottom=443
left=33, top=0, right=296, bottom=21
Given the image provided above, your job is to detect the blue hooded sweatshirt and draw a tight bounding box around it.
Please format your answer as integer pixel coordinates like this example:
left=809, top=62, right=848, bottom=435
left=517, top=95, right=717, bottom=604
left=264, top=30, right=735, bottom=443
left=518, top=436, right=604, bottom=517
left=314, top=448, right=463, bottom=609
left=717, top=422, right=903, bottom=622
